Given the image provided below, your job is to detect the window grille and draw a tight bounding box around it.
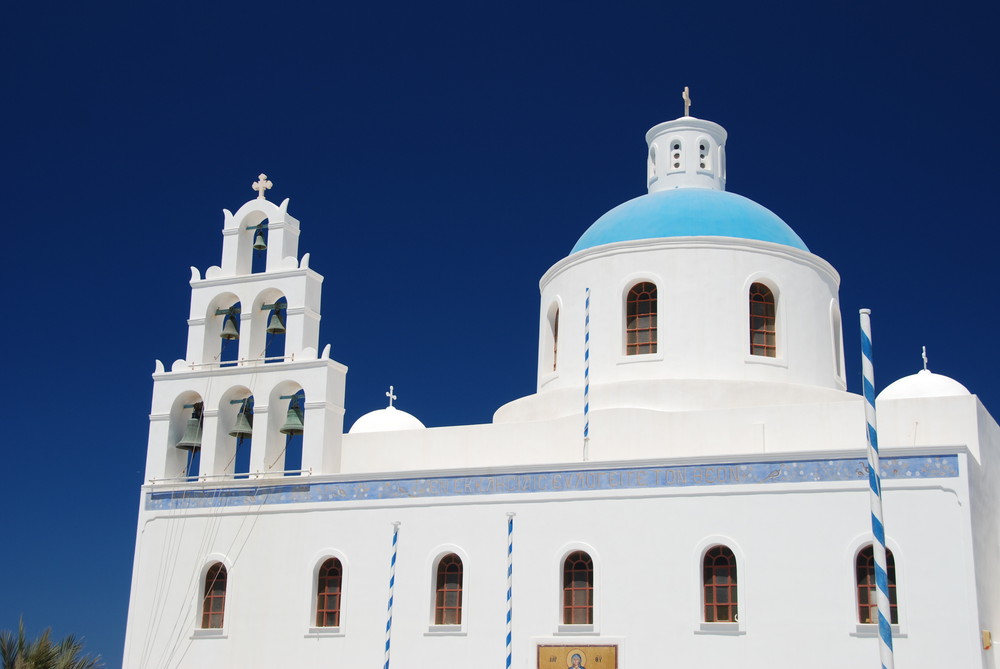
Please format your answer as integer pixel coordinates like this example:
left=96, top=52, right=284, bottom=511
left=316, top=558, right=343, bottom=627
left=201, top=563, right=227, bottom=629
left=856, top=545, right=898, bottom=624
left=749, top=283, right=776, bottom=357
left=703, top=546, right=738, bottom=622
left=562, top=551, right=594, bottom=624
left=435, top=554, right=463, bottom=625
left=626, top=283, right=657, bottom=355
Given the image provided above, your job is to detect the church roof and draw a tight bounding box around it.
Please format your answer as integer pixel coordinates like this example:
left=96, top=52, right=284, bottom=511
left=878, top=368, right=971, bottom=401
left=571, top=188, right=808, bottom=254
left=348, top=406, right=426, bottom=434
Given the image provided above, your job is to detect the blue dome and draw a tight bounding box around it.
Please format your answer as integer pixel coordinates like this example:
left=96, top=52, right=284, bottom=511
left=571, top=188, right=808, bottom=254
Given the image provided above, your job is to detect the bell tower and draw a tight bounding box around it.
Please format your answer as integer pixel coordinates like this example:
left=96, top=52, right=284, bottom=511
left=143, top=176, right=348, bottom=483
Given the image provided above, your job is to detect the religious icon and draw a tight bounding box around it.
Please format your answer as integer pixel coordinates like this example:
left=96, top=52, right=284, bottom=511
left=536, top=644, right=617, bottom=669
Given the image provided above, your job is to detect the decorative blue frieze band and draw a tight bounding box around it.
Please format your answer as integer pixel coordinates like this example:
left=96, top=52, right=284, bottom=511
left=146, top=454, right=959, bottom=511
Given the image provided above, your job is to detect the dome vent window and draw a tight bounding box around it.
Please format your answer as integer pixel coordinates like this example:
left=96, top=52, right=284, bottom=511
left=699, top=141, right=710, bottom=170
left=749, top=283, right=776, bottom=357
left=626, top=282, right=658, bottom=355
left=671, top=140, right=682, bottom=170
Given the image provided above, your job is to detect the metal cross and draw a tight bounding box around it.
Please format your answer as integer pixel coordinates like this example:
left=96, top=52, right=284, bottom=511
left=386, top=385, right=397, bottom=408
left=682, top=86, right=692, bottom=116
left=922, top=345, right=928, bottom=371
left=252, top=173, right=273, bottom=200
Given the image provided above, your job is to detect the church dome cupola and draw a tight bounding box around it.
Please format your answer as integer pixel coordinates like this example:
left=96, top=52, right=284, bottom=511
left=572, top=88, right=807, bottom=255
left=646, top=89, right=727, bottom=192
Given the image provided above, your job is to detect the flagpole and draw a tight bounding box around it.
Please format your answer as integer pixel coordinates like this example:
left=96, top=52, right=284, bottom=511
left=860, top=309, right=895, bottom=669
left=505, top=512, right=515, bottom=669
left=384, top=521, right=400, bottom=669
left=583, top=287, right=591, bottom=461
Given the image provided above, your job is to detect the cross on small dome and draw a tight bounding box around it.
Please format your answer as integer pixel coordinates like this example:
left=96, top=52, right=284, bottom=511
left=252, top=173, right=273, bottom=200
left=386, top=385, right=397, bottom=408
left=682, top=86, right=692, bottom=116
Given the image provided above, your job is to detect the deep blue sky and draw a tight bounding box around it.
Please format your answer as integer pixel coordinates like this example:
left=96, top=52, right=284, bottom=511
left=2, top=1, right=998, bottom=666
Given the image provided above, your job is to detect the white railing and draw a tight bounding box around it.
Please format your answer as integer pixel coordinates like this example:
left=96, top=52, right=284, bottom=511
left=185, top=354, right=296, bottom=370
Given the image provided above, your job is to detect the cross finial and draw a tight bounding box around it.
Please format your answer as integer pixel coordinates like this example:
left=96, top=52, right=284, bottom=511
left=922, top=346, right=929, bottom=371
left=682, top=86, right=692, bottom=116
left=252, top=173, right=273, bottom=200
left=386, top=385, right=397, bottom=408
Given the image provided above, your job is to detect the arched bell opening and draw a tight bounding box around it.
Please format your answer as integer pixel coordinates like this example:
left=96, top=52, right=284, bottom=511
left=217, top=387, right=254, bottom=479
left=249, top=217, right=270, bottom=275
left=234, top=209, right=267, bottom=276
left=203, top=293, right=242, bottom=366
left=266, top=382, right=305, bottom=476
left=168, top=391, right=204, bottom=480
left=250, top=288, right=287, bottom=363
left=218, top=301, right=242, bottom=367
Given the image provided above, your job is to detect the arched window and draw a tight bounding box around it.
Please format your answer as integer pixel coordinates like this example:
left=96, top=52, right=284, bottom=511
left=749, top=283, right=776, bottom=357
left=316, top=558, right=342, bottom=627
left=856, top=545, right=898, bottom=624
left=551, top=308, right=559, bottom=371
left=201, top=563, right=227, bottom=629
left=435, top=554, right=463, bottom=625
left=626, top=282, right=657, bottom=355
left=703, top=546, right=737, bottom=622
left=831, top=303, right=843, bottom=378
left=562, top=551, right=593, bottom=624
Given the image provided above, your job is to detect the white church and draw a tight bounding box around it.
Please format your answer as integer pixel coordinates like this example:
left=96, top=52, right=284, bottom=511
left=123, top=102, right=1000, bottom=668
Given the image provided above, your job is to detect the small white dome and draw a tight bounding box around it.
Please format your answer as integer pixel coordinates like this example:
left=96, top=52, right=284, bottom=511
left=348, top=406, right=426, bottom=434
left=878, top=369, right=971, bottom=401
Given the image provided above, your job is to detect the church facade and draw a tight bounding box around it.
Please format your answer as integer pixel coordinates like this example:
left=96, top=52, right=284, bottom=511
left=123, top=110, right=1000, bottom=668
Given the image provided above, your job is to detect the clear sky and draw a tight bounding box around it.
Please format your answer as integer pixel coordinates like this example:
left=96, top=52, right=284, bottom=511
left=2, top=1, right=998, bottom=667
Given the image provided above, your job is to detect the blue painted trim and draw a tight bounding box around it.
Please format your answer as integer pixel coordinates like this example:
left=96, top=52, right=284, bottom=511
left=146, top=455, right=959, bottom=511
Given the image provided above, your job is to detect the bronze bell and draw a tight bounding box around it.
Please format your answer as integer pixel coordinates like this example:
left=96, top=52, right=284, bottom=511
left=253, top=229, right=267, bottom=251
left=229, top=405, right=254, bottom=439
left=176, top=416, right=203, bottom=451
left=280, top=402, right=305, bottom=435
left=266, top=311, right=286, bottom=335
left=220, top=315, right=240, bottom=340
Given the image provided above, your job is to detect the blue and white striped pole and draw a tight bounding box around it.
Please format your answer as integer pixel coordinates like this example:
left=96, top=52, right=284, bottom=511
left=505, top=512, right=515, bottom=669
left=583, top=287, right=590, bottom=461
left=860, top=309, right=895, bottom=669
left=384, top=521, right=400, bottom=669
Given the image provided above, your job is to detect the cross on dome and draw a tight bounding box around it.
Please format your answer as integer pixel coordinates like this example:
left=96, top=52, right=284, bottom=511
left=253, top=173, right=273, bottom=200
left=682, top=86, right=692, bottom=116
left=922, top=346, right=929, bottom=371
left=386, top=385, right=397, bottom=408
